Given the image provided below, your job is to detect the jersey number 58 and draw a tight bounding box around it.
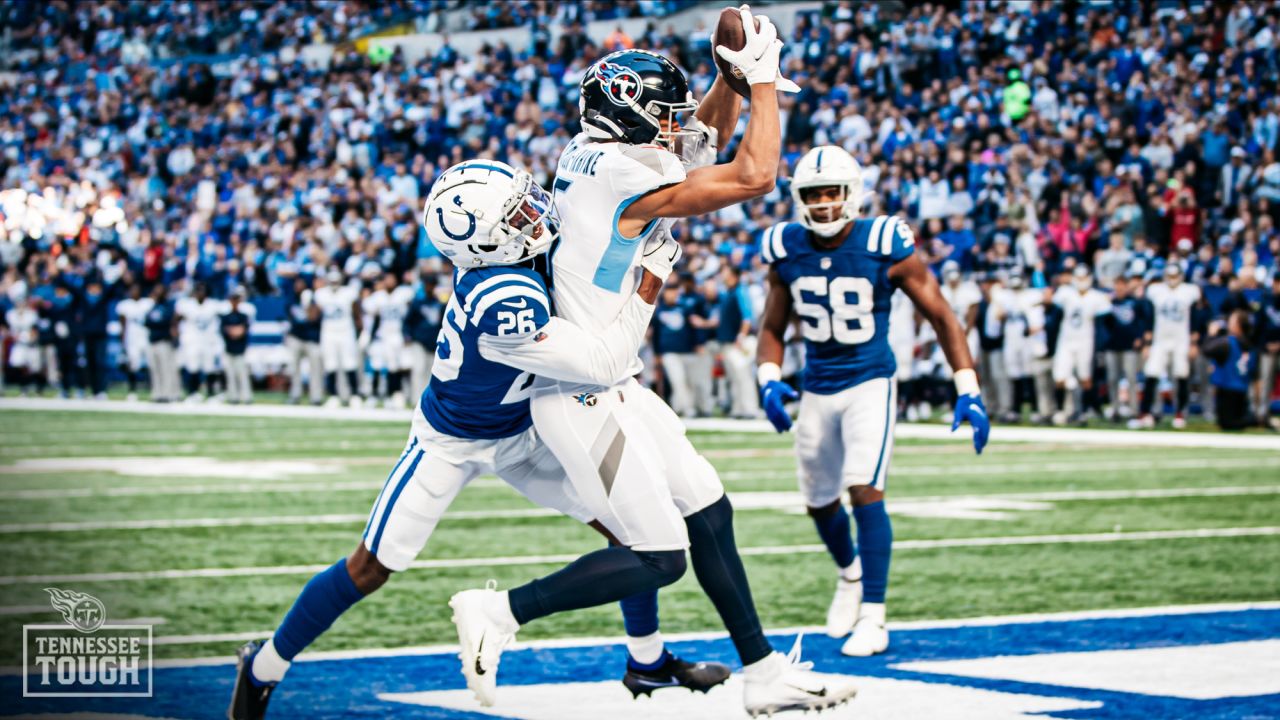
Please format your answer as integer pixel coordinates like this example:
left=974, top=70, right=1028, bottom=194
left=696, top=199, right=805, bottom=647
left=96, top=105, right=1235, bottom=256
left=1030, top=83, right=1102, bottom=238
left=792, top=276, right=874, bottom=345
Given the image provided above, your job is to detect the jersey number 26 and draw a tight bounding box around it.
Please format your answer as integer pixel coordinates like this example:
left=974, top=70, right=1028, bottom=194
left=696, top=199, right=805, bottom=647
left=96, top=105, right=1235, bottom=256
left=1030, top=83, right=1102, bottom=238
left=792, top=276, right=874, bottom=345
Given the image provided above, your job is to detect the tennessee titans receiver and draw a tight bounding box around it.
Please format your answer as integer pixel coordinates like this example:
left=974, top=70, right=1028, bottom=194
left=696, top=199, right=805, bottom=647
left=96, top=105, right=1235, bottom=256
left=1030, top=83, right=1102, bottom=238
left=449, top=24, right=859, bottom=718
left=228, top=160, right=726, bottom=720
left=757, top=145, right=990, bottom=658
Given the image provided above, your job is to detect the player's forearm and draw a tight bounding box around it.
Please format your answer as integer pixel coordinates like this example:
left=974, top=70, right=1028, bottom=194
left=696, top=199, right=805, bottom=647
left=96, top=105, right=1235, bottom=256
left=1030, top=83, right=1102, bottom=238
left=732, top=84, right=780, bottom=193
left=694, top=76, right=741, bottom=148
left=928, top=310, right=976, bottom=374
left=478, top=297, right=653, bottom=386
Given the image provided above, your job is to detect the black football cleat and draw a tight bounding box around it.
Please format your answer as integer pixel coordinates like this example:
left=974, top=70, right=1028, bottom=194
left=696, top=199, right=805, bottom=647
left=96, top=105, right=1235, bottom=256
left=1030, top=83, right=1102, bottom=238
left=228, top=640, right=275, bottom=720
left=623, top=653, right=732, bottom=698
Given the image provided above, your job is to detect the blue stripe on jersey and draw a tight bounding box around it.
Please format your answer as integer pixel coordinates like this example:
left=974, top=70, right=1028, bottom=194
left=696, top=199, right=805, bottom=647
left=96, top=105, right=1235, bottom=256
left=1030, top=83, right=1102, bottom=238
left=870, top=380, right=893, bottom=488
left=593, top=194, right=656, bottom=292
left=370, top=448, right=425, bottom=556
left=363, top=437, right=419, bottom=540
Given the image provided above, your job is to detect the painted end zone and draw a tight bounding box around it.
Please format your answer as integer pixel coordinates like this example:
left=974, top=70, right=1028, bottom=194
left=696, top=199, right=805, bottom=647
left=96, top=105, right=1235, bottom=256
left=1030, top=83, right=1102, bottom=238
left=4, top=607, right=1278, bottom=719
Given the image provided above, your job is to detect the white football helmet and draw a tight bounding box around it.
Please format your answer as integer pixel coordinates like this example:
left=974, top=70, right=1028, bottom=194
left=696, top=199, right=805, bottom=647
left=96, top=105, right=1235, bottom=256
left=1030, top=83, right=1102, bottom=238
left=790, top=145, right=865, bottom=237
left=422, top=160, right=558, bottom=269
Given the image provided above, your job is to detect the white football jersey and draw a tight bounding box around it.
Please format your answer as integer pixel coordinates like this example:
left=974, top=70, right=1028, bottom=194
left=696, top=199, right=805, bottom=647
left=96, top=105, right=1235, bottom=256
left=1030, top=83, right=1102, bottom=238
left=1147, top=282, right=1200, bottom=343
left=115, top=297, right=155, bottom=347
left=315, top=284, right=359, bottom=330
left=175, top=297, right=225, bottom=338
left=548, top=133, right=686, bottom=384
left=377, top=285, right=414, bottom=340
left=1053, top=286, right=1111, bottom=341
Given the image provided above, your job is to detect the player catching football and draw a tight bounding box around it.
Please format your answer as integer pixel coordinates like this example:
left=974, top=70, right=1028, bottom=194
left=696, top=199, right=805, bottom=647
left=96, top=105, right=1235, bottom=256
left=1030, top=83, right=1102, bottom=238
left=756, top=145, right=991, bottom=657
left=448, top=8, right=859, bottom=717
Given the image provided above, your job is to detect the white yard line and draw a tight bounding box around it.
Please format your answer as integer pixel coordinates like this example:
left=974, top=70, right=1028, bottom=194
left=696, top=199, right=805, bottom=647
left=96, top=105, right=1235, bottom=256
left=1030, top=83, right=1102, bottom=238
left=152, top=631, right=274, bottom=646
left=5, top=397, right=1278, bottom=450
left=2, top=526, right=1274, bottom=586
left=6, top=485, right=1278, bottom=533
left=0, top=507, right=562, bottom=534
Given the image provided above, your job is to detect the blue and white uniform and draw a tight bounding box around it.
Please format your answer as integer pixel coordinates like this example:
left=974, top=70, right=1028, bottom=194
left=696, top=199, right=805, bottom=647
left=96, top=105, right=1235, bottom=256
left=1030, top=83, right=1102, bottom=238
left=365, top=260, right=658, bottom=570
left=762, top=216, right=914, bottom=504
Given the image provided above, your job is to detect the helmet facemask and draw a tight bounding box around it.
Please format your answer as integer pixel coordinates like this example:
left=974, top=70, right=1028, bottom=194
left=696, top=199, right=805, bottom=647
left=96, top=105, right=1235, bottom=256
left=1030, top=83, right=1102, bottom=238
left=794, top=183, right=860, bottom=238
left=484, top=172, right=559, bottom=264
left=650, top=98, right=703, bottom=165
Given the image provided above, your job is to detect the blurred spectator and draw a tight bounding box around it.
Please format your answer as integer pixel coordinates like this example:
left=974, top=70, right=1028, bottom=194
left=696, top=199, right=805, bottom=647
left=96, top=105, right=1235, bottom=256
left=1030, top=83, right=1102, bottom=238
left=221, top=289, right=254, bottom=405
left=286, top=280, right=324, bottom=406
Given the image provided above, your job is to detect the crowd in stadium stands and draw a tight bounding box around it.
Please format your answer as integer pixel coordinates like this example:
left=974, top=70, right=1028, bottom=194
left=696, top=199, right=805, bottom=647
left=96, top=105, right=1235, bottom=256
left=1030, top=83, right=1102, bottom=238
left=1, top=1, right=1278, bottom=429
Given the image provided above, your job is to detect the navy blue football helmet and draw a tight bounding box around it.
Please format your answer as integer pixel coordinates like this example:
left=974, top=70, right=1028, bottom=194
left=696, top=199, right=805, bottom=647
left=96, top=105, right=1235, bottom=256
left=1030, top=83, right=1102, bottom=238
left=580, top=50, right=700, bottom=155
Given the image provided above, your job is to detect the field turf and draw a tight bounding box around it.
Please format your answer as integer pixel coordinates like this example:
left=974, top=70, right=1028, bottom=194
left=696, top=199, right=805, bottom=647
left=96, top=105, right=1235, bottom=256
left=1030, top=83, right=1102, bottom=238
left=0, top=406, right=1277, bottom=670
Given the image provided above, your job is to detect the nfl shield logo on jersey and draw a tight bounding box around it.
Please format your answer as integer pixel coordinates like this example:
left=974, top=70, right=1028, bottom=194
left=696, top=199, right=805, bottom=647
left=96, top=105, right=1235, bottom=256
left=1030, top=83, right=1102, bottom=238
left=594, top=61, right=643, bottom=106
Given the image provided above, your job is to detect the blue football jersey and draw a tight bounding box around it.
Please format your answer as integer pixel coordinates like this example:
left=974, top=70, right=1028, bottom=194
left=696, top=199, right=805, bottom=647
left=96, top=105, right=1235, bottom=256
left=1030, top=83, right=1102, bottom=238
left=418, top=264, right=552, bottom=439
left=763, top=217, right=916, bottom=394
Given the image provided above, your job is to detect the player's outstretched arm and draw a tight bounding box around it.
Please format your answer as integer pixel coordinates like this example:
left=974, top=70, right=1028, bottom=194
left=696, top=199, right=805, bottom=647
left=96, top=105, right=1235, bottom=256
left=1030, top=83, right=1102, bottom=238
left=620, top=12, right=782, bottom=231
left=889, top=252, right=989, bottom=453
left=755, top=267, right=798, bottom=432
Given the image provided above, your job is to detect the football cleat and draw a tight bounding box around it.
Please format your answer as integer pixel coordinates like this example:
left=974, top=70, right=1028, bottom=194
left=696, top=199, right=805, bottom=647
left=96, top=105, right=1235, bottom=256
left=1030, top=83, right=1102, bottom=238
left=744, top=636, right=858, bottom=717
left=623, top=652, right=731, bottom=698
left=841, top=604, right=889, bottom=657
left=1172, top=413, right=1187, bottom=430
left=825, top=576, right=862, bottom=638
left=449, top=581, right=517, bottom=707
left=227, top=640, right=274, bottom=720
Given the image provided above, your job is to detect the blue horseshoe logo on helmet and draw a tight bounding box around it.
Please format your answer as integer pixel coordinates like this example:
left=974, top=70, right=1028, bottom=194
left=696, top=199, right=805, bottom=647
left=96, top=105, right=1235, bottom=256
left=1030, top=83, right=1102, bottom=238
left=435, top=195, right=476, bottom=241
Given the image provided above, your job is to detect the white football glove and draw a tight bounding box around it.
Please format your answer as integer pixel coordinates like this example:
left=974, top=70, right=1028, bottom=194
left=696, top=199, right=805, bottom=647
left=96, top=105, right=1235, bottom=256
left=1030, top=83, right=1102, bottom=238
left=714, top=7, right=801, bottom=93
left=640, top=232, right=682, bottom=283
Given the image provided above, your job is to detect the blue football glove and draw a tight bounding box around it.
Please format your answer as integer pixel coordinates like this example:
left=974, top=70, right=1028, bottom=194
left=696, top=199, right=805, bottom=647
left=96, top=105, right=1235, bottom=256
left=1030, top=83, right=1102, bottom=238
left=952, top=393, right=990, bottom=455
left=761, top=380, right=799, bottom=433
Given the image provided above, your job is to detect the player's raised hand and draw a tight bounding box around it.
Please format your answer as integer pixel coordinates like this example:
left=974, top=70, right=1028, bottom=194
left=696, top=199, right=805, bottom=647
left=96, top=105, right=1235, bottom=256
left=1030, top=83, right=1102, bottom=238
left=760, top=379, right=798, bottom=432
left=715, top=7, right=783, bottom=88
left=952, top=393, right=990, bottom=454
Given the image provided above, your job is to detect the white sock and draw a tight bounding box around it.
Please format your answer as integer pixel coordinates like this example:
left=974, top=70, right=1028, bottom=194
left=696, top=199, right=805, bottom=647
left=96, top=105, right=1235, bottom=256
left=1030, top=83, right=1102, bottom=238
left=858, top=602, right=886, bottom=626
left=250, top=637, right=291, bottom=684
left=626, top=631, right=665, bottom=666
left=484, top=589, right=520, bottom=633
left=839, top=556, right=863, bottom=583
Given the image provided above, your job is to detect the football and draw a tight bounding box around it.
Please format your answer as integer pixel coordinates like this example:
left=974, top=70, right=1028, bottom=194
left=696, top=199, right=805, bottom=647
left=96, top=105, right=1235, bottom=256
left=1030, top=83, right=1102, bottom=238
left=713, top=6, right=758, bottom=98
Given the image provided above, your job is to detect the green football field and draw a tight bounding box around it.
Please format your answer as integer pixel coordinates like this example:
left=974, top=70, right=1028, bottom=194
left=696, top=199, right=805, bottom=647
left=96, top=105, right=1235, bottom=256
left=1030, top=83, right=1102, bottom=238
left=0, top=405, right=1277, bottom=669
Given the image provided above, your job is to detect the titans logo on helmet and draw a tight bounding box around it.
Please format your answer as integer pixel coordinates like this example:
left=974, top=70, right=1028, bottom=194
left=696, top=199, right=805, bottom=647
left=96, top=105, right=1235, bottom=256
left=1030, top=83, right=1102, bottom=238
left=593, top=61, right=643, bottom=107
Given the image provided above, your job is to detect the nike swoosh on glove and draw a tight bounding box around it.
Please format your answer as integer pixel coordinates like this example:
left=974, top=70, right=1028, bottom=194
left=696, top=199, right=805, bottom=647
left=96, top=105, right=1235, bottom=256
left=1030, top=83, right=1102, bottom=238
left=952, top=394, right=990, bottom=454
left=715, top=7, right=798, bottom=91
left=760, top=379, right=799, bottom=432
left=640, top=233, right=682, bottom=283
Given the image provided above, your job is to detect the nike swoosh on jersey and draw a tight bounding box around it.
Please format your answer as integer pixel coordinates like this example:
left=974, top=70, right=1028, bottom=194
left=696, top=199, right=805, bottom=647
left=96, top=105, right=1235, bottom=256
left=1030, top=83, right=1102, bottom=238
left=503, top=298, right=529, bottom=309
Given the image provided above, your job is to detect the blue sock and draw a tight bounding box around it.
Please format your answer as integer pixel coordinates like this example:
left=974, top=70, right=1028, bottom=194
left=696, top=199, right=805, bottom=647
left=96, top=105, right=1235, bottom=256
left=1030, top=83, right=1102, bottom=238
left=628, top=648, right=671, bottom=672
left=853, top=502, right=893, bottom=603
left=273, top=559, right=365, bottom=661
left=619, top=589, right=659, bottom=637
left=811, top=503, right=857, bottom=570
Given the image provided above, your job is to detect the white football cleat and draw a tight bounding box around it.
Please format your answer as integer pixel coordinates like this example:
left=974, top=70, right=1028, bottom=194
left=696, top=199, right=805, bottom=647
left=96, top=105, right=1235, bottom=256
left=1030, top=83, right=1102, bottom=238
left=449, top=581, right=517, bottom=707
left=841, top=603, right=889, bottom=657
left=744, top=635, right=858, bottom=717
left=825, top=576, right=862, bottom=638
left=1172, top=413, right=1187, bottom=430
left=348, top=395, right=364, bottom=409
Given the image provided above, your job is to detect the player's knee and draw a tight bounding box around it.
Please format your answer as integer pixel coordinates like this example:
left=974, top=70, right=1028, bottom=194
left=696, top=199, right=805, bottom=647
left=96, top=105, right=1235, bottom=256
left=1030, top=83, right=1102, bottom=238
left=636, top=549, right=687, bottom=587
left=849, top=485, right=884, bottom=506
left=347, top=544, right=394, bottom=594
left=806, top=499, right=843, bottom=520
